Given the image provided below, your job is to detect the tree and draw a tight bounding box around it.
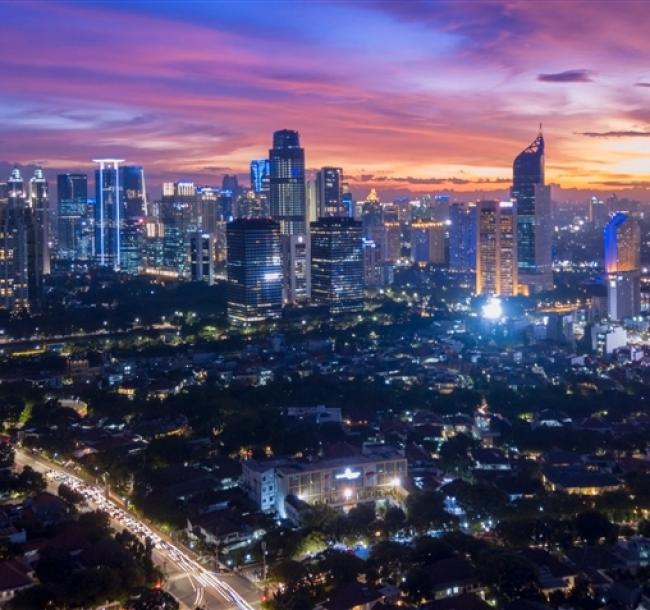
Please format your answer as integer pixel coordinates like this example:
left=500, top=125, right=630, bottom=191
left=126, top=589, right=180, bottom=610
left=575, top=510, right=616, bottom=545
left=406, top=490, right=455, bottom=532
left=383, top=506, right=406, bottom=535
left=439, top=433, right=476, bottom=474
left=410, top=536, right=454, bottom=566
left=317, top=550, right=365, bottom=586
left=0, top=442, right=14, bottom=469
left=478, top=550, right=540, bottom=603
left=368, top=540, right=409, bottom=582
left=58, top=483, right=84, bottom=506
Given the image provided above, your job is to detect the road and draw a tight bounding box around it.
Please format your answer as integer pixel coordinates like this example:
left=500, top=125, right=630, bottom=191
left=15, top=449, right=262, bottom=610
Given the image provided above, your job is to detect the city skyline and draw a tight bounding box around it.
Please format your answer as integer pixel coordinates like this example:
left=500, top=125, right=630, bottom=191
left=2, top=1, right=650, bottom=199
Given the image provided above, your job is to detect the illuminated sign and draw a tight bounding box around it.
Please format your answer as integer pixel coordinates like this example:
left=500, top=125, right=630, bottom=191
left=335, top=467, right=362, bottom=480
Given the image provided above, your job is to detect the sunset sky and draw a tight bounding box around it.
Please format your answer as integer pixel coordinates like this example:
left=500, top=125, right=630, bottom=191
left=2, top=0, right=650, bottom=199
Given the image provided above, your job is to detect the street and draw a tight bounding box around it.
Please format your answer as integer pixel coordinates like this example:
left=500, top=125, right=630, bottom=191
left=15, top=449, right=262, bottom=610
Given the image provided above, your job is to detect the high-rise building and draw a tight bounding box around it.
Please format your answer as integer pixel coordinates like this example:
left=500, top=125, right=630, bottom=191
left=93, top=159, right=124, bottom=269
left=604, top=211, right=641, bottom=321
left=0, top=169, right=39, bottom=310
left=315, top=167, right=343, bottom=218
left=250, top=160, right=270, bottom=195
left=269, top=130, right=309, bottom=304
left=120, top=217, right=146, bottom=274
left=269, top=129, right=306, bottom=235
left=476, top=200, right=518, bottom=296
left=589, top=196, right=608, bottom=228
left=310, top=217, right=363, bottom=314
left=121, top=165, right=147, bottom=218
left=28, top=168, right=50, bottom=276
left=226, top=218, right=283, bottom=326
left=410, top=220, right=445, bottom=265
left=341, top=183, right=354, bottom=218
left=512, top=130, right=552, bottom=291
left=57, top=173, right=88, bottom=260
left=449, top=202, right=477, bottom=271
left=190, top=231, right=215, bottom=285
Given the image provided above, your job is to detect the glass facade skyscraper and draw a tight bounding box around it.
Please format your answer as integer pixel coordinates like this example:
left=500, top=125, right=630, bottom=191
left=250, top=160, right=270, bottom=195
left=315, top=167, right=343, bottom=218
left=604, top=211, right=641, bottom=321
left=310, top=217, right=363, bottom=314
left=57, top=173, right=88, bottom=260
left=512, top=131, right=552, bottom=291
left=449, top=202, right=477, bottom=271
left=226, top=218, right=282, bottom=326
left=269, top=129, right=306, bottom=235
left=121, top=165, right=146, bottom=218
left=94, top=159, right=124, bottom=269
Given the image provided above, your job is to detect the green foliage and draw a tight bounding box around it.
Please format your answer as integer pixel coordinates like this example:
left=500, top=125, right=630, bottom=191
left=405, top=489, right=455, bottom=532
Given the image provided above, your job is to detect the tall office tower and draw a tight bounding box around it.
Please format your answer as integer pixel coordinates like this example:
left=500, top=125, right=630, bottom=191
left=0, top=169, right=37, bottom=310
left=269, top=129, right=309, bottom=303
left=604, top=211, right=641, bottom=321
left=269, top=129, right=306, bottom=234
left=121, top=165, right=147, bottom=218
left=310, top=217, right=363, bottom=314
left=57, top=173, right=88, bottom=260
left=410, top=220, right=446, bottom=265
left=589, top=196, right=608, bottom=228
left=143, top=220, right=165, bottom=272
left=512, top=129, right=552, bottom=292
left=226, top=218, right=282, bottom=326
left=28, top=168, right=50, bottom=276
left=93, top=159, right=124, bottom=269
left=198, top=186, right=219, bottom=233
left=362, top=238, right=382, bottom=288
left=250, top=160, right=270, bottom=195
left=449, top=202, right=477, bottom=271
left=315, top=167, right=343, bottom=218
left=161, top=181, right=200, bottom=230
left=476, top=200, right=518, bottom=296
left=381, top=204, right=401, bottom=262
left=190, top=231, right=215, bottom=285
left=341, top=183, right=354, bottom=218
left=433, top=194, right=450, bottom=222
left=120, top=218, right=146, bottom=274
left=220, top=174, right=239, bottom=219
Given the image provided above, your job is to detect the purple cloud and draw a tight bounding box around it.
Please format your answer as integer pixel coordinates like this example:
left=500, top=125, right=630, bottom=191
left=538, top=69, right=593, bottom=83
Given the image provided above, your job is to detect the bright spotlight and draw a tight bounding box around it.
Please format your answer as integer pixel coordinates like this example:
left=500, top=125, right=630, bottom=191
left=482, top=297, right=503, bottom=320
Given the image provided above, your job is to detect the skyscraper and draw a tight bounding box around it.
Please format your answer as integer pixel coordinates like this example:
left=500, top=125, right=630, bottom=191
left=269, top=130, right=309, bottom=303
left=310, top=217, right=363, bottom=314
left=250, top=160, right=270, bottom=195
left=93, top=159, right=124, bottom=269
left=227, top=218, right=283, bottom=326
left=476, top=200, right=518, bottom=296
left=57, top=173, right=88, bottom=260
left=0, top=169, right=39, bottom=310
left=410, top=220, right=446, bottom=265
left=28, top=168, right=50, bottom=276
left=512, top=130, right=552, bottom=292
left=315, top=167, right=343, bottom=218
left=269, top=129, right=306, bottom=235
left=604, top=211, right=641, bottom=321
left=449, top=202, right=477, bottom=272
left=121, top=165, right=147, bottom=218
left=190, top=231, right=215, bottom=285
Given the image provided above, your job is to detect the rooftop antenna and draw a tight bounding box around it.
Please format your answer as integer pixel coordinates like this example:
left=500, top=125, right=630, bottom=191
left=539, top=122, right=543, bottom=135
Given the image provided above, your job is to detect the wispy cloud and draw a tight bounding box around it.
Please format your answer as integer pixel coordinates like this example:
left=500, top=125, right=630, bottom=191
left=577, top=130, right=650, bottom=138
left=537, top=69, right=593, bottom=83
left=635, top=82, right=650, bottom=88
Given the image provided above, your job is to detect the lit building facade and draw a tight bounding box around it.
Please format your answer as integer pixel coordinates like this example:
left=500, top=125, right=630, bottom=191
left=604, top=211, right=641, bottom=321
left=315, top=167, right=343, bottom=218
left=93, top=159, right=124, bottom=269
left=411, top=220, right=445, bottom=265
left=512, top=131, right=552, bottom=291
left=190, top=231, right=215, bottom=285
left=226, top=218, right=282, bottom=325
left=242, top=448, right=407, bottom=518
left=449, top=202, right=477, bottom=271
left=476, top=200, right=518, bottom=296
left=57, top=173, right=88, bottom=260
left=310, top=217, right=363, bottom=314
left=28, top=168, right=50, bottom=277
